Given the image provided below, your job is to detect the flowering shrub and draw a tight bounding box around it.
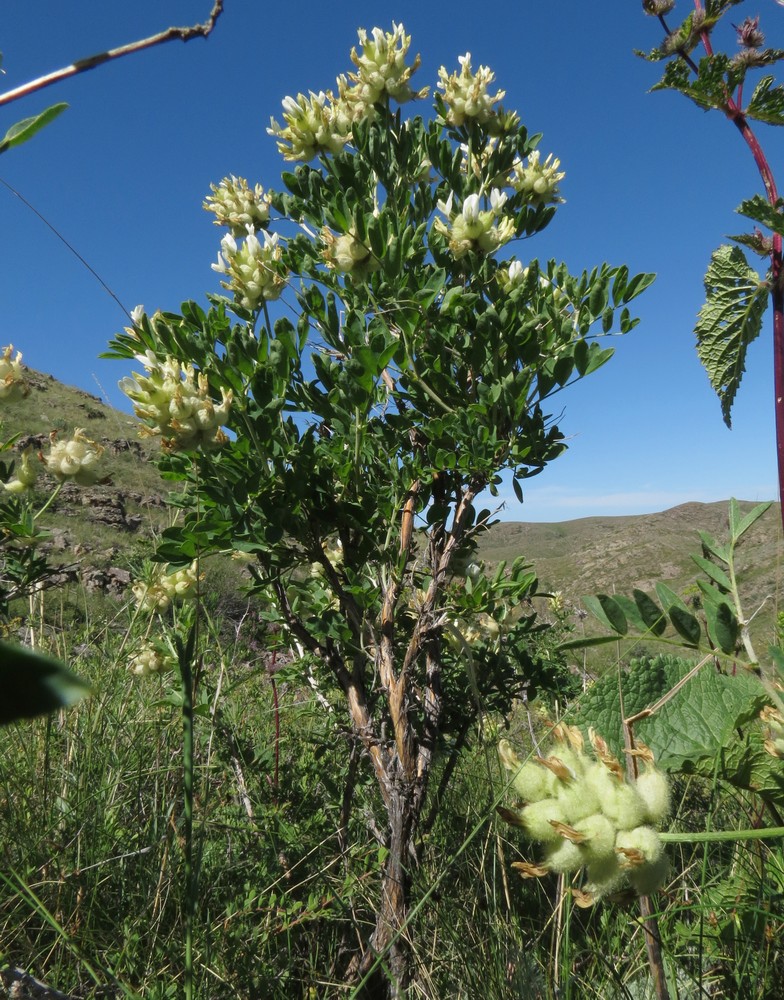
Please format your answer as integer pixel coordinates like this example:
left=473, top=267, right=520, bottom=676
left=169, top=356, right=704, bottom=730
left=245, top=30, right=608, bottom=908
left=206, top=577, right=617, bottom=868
left=106, top=22, right=652, bottom=991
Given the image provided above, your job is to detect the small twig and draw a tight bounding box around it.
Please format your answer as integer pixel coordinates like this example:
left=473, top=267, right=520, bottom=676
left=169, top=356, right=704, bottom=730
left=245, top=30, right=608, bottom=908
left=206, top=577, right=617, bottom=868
left=0, top=1, right=225, bottom=108
left=624, top=652, right=714, bottom=729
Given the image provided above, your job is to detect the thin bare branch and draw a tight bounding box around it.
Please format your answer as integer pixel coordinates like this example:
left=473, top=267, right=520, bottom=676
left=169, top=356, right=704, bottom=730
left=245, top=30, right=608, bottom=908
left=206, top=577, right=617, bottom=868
left=0, top=1, right=225, bottom=108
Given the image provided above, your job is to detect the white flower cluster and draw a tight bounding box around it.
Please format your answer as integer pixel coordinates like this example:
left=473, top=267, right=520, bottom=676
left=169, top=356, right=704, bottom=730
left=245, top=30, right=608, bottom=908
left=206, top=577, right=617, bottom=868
left=497, top=260, right=528, bottom=293
left=203, top=176, right=272, bottom=237
left=128, top=641, right=176, bottom=677
left=267, top=24, right=425, bottom=163
left=3, top=447, right=39, bottom=494
left=320, top=227, right=379, bottom=277
left=437, top=54, right=506, bottom=127
left=45, top=429, right=104, bottom=486
left=0, top=345, right=30, bottom=402
left=268, top=90, right=353, bottom=163
left=120, top=350, right=233, bottom=451
left=510, top=150, right=565, bottom=204
left=434, top=189, right=514, bottom=259
left=499, top=724, right=671, bottom=905
left=212, top=228, right=286, bottom=310
left=346, top=23, right=428, bottom=108
left=132, top=560, right=200, bottom=613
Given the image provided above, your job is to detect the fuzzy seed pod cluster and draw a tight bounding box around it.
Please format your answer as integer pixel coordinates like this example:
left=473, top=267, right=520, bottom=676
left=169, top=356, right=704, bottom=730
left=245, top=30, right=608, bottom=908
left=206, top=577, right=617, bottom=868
left=498, top=724, right=671, bottom=905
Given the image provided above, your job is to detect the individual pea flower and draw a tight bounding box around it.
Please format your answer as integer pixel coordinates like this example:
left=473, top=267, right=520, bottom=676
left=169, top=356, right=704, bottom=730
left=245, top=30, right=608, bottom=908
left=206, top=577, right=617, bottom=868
left=268, top=90, right=351, bottom=162
left=320, top=227, right=380, bottom=277
left=203, top=175, right=272, bottom=237
left=496, top=259, right=528, bottom=293
left=132, top=560, right=201, bottom=613
left=437, top=54, right=511, bottom=128
left=128, top=641, right=176, bottom=677
left=3, top=447, right=39, bottom=493
left=345, top=23, right=428, bottom=110
left=212, top=227, right=286, bottom=309
left=434, top=189, right=514, bottom=259
left=0, top=345, right=30, bottom=401
left=120, top=352, right=232, bottom=451
left=510, top=150, right=565, bottom=204
left=44, top=428, right=104, bottom=486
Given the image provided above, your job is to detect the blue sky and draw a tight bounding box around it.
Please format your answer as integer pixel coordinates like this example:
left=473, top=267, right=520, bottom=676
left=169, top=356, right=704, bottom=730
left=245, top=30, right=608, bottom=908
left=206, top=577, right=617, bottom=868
left=0, top=1, right=781, bottom=521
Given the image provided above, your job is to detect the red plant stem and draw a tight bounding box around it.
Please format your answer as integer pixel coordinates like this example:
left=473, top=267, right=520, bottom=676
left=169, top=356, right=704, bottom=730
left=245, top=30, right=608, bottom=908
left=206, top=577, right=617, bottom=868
left=692, top=0, right=784, bottom=533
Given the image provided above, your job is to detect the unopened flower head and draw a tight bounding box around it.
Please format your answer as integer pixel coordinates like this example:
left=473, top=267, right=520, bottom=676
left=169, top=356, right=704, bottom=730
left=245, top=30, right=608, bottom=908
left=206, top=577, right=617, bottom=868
left=346, top=23, right=428, bottom=110
left=511, top=150, right=565, bottom=204
left=320, top=227, right=380, bottom=277
left=120, top=351, right=233, bottom=452
left=133, top=560, right=200, bottom=613
left=212, top=227, right=286, bottom=310
left=437, top=54, right=507, bottom=127
left=129, top=641, right=176, bottom=677
left=268, top=90, right=351, bottom=162
left=44, top=429, right=104, bottom=486
left=3, top=447, right=39, bottom=494
left=0, top=345, right=30, bottom=402
left=204, top=175, right=272, bottom=237
left=434, top=189, right=514, bottom=259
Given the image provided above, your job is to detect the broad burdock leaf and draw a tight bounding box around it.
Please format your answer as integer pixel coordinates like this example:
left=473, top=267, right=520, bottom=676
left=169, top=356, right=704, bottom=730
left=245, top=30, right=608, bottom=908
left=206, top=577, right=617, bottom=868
left=573, top=653, right=767, bottom=773
left=694, top=244, right=769, bottom=427
left=0, top=641, right=90, bottom=724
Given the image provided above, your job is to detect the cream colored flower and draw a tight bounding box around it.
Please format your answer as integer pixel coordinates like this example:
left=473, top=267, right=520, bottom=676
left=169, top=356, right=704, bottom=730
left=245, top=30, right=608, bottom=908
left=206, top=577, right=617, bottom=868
left=344, top=23, right=428, bottom=112
left=204, top=176, right=272, bottom=237
left=132, top=560, right=200, bottom=613
left=320, top=227, right=380, bottom=276
left=0, top=345, right=30, bottom=402
left=434, top=189, right=514, bottom=258
left=3, top=447, right=39, bottom=493
left=268, top=91, right=351, bottom=162
left=129, top=641, right=176, bottom=677
left=510, top=150, right=565, bottom=204
left=44, top=429, right=104, bottom=486
left=212, top=227, right=286, bottom=309
left=120, top=351, right=232, bottom=451
left=437, top=54, right=506, bottom=127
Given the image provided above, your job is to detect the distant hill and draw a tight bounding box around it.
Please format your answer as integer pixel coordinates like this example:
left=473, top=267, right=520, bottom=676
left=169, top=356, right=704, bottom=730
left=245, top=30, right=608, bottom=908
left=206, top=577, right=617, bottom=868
left=3, top=367, right=780, bottom=648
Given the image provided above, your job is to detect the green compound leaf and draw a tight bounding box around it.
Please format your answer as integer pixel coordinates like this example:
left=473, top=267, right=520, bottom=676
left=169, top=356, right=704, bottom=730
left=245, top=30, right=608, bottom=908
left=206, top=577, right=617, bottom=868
left=0, top=640, right=90, bottom=724
left=694, top=245, right=769, bottom=428
left=572, top=654, right=768, bottom=774
left=745, top=75, right=784, bottom=126
left=0, top=102, right=68, bottom=154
